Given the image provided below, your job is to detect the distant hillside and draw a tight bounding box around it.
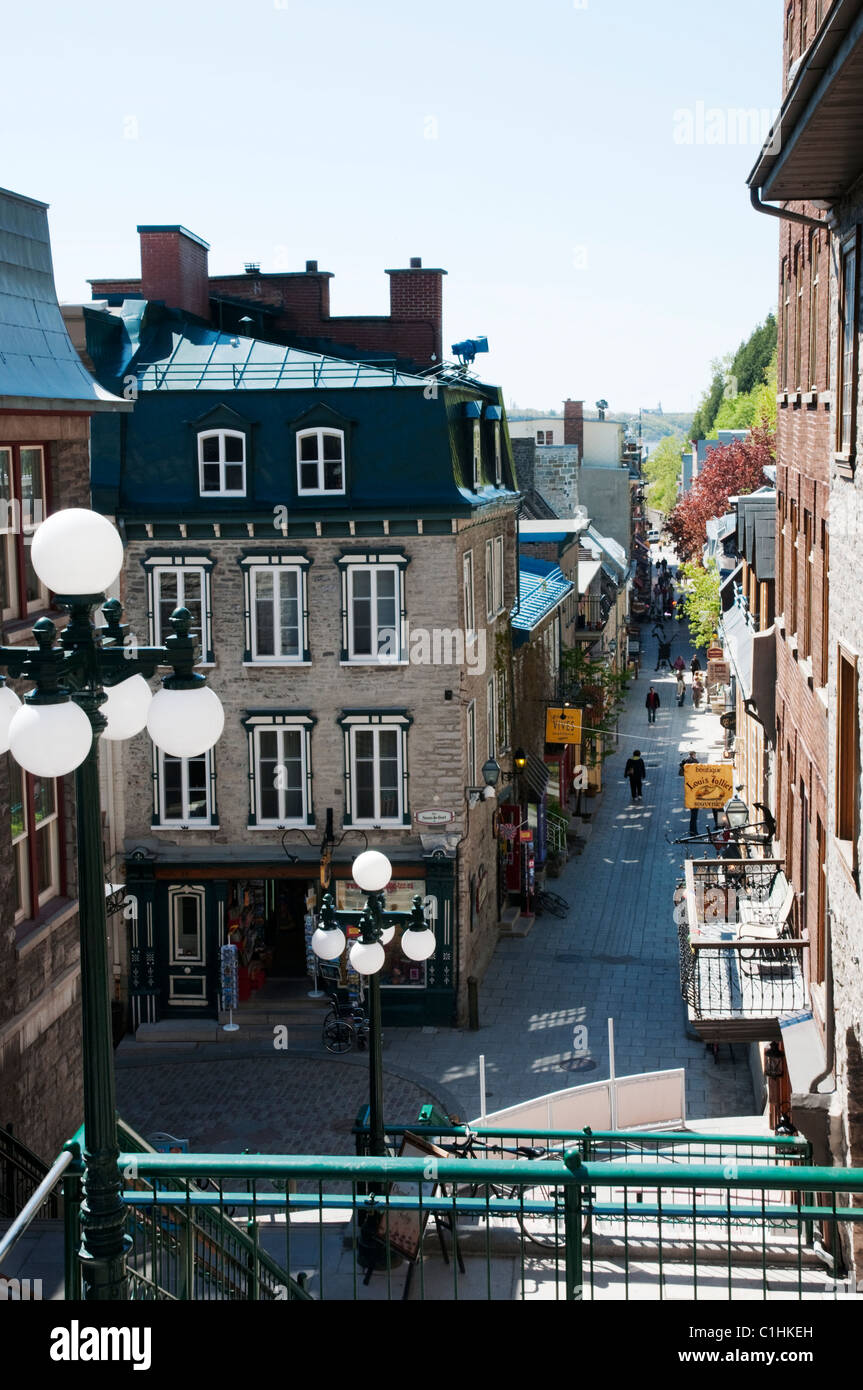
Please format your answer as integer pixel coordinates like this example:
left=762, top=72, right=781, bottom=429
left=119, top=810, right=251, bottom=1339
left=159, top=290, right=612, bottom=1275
left=506, top=407, right=693, bottom=443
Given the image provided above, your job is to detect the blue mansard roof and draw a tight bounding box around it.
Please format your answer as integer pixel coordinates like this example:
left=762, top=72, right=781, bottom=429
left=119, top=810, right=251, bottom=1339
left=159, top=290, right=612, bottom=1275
left=83, top=301, right=519, bottom=522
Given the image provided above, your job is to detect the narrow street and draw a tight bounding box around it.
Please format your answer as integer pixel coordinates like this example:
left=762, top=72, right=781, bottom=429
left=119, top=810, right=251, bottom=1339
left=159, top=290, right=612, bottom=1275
left=380, top=601, right=758, bottom=1123
left=116, top=601, right=759, bottom=1147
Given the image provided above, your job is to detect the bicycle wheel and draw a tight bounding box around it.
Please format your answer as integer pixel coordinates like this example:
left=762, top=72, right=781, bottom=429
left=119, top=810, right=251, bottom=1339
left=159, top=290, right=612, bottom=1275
left=323, top=1019, right=355, bottom=1053
left=516, top=1183, right=568, bottom=1250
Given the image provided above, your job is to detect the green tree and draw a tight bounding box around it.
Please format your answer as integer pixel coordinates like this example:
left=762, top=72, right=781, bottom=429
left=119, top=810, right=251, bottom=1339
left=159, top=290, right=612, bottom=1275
left=690, top=316, right=777, bottom=440
left=681, top=559, right=721, bottom=650
left=643, top=434, right=684, bottom=515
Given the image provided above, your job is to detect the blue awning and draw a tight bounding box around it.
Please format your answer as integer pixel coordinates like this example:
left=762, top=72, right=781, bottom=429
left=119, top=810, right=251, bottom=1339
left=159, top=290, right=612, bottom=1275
left=512, top=557, right=573, bottom=635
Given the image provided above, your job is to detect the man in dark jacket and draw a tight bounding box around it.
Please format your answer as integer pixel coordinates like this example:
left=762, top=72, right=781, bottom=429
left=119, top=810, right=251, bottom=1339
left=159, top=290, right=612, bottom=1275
left=624, top=750, right=646, bottom=801
left=645, top=687, right=660, bottom=723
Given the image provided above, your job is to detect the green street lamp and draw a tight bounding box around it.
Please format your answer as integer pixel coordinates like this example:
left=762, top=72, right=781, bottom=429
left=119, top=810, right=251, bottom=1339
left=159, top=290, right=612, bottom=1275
left=311, top=850, right=435, bottom=1158
left=0, top=508, right=225, bottom=1301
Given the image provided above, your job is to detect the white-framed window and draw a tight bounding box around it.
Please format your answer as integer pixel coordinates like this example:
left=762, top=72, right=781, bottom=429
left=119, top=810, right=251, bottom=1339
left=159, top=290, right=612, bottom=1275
left=493, top=422, right=503, bottom=486
left=338, top=553, right=408, bottom=663
left=198, top=429, right=246, bottom=496
left=497, top=672, right=510, bottom=752
left=466, top=700, right=476, bottom=785
left=238, top=555, right=310, bottom=664
left=485, top=535, right=505, bottom=620
left=143, top=554, right=215, bottom=663
left=463, top=551, right=475, bottom=639
left=472, top=421, right=482, bottom=488
left=0, top=444, right=48, bottom=620
left=340, top=711, right=412, bottom=827
left=9, top=756, right=60, bottom=923
left=244, top=712, right=315, bottom=828
left=485, top=540, right=495, bottom=620
left=297, top=428, right=345, bottom=495
left=154, top=749, right=217, bottom=828
left=486, top=678, right=496, bottom=759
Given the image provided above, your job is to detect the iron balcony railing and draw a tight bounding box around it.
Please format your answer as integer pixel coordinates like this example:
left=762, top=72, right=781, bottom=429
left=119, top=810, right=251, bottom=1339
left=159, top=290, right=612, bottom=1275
left=676, top=858, right=808, bottom=1041
left=10, top=1118, right=863, bottom=1302
left=108, top=1147, right=863, bottom=1302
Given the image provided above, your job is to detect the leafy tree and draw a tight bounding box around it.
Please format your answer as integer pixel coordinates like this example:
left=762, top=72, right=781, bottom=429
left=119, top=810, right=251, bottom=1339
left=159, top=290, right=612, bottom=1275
left=560, top=647, right=629, bottom=764
left=690, top=316, right=777, bottom=440
left=666, top=427, right=775, bottom=561
left=681, top=559, right=721, bottom=650
left=643, top=434, right=684, bottom=515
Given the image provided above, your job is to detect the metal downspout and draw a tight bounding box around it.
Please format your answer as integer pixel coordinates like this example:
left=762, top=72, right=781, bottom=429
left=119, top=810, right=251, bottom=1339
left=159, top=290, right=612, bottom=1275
left=749, top=185, right=827, bottom=230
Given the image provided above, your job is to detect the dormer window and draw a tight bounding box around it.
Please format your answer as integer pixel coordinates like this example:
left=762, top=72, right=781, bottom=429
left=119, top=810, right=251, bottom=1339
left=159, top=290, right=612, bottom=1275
left=198, top=430, right=246, bottom=496
left=297, top=428, right=345, bottom=494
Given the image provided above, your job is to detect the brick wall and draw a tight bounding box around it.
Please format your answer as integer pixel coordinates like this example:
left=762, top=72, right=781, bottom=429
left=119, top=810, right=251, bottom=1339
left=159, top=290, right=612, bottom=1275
left=774, top=200, right=832, bottom=1011
left=0, top=412, right=85, bottom=1162
left=563, top=399, right=584, bottom=457
left=91, top=236, right=445, bottom=369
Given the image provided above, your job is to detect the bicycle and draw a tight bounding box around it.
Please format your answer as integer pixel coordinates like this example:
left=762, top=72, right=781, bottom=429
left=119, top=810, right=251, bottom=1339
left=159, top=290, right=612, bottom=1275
left=439, top=1130, right=590, bottom=1250
left=535, top=889, right=569, bottom=919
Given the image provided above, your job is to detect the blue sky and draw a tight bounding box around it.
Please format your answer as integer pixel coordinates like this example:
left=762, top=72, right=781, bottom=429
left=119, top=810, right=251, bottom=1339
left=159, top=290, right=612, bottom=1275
left=3, top=0, right=784, bottom=414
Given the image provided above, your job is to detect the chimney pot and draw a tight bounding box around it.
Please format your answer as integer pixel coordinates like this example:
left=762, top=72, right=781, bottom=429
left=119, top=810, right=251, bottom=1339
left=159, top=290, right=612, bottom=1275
left=305, top=260, right=318, bottom=272
left=410, top=257, right=422, bottom=269
left=244, top=262, right=260, bottom=275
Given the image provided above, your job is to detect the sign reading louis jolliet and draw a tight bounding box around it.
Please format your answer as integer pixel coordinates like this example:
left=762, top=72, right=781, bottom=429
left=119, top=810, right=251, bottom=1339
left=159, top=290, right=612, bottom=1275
left=683, top=762, right=735, bottom=810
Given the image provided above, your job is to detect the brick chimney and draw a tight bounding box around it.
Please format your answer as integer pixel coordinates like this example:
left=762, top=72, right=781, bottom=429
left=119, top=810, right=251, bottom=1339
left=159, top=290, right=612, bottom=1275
left=386, top=257, right=446, bottom=362
left=138, top=225, right=210, bottom=319
left=564, top=399, right=584, bottom=458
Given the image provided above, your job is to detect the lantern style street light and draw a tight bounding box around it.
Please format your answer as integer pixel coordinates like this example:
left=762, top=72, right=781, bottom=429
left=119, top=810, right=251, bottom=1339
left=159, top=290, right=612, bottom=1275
left=724, top=788, right=750, bottom=832
left=0, top=509, right=225, bottom=1301
left=311, top=849, right=435, bottom=1157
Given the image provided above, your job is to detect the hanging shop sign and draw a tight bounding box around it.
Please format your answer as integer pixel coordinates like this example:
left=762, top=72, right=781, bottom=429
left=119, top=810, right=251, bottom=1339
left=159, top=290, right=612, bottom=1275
left=545, top=706, right=583, bottom=744
left=707, top=659, right=731, bottom=686
left=683, top=763, right=735, bottom=810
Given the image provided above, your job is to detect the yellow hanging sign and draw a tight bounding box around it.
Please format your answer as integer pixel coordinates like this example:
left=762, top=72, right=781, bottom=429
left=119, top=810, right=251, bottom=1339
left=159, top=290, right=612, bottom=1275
left=545, top=706, right=583, bottom=744
left=684, top=763, right=735, bottom=810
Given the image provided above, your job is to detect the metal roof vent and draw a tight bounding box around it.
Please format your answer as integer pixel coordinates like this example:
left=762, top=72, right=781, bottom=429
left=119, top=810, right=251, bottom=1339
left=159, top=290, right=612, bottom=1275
left=244, top=262, right=260, bottom=275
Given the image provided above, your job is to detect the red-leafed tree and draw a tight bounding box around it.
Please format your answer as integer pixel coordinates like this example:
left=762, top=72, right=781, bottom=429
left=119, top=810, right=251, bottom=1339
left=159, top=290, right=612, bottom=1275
left=667, top=427, right=775, bottom=561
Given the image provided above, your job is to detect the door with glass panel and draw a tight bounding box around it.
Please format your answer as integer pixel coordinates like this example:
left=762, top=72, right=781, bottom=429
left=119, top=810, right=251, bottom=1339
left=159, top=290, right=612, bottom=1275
left=157, top=883, right=216, bottom=1015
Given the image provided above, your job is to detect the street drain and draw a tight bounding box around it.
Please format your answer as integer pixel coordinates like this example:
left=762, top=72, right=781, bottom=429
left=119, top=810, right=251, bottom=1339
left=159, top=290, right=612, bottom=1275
left=593, top=954, right=637, bottom=965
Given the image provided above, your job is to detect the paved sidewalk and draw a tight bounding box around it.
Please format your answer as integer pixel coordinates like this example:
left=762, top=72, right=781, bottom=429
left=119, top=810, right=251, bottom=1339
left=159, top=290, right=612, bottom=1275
left=380, top=611, right=756, bottom=1123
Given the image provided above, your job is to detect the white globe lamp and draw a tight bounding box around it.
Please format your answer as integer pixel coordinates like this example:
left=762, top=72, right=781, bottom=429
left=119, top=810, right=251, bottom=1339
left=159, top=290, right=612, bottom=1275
left=311, top=925, right=346, bottom=961
left=9, top=698, right=93, bottom=776
left=350, top=939, right=386, bottom=975
left=31, top=509, right=124, bottom=595
left=147, top=684, right=224, bottom=758
left=401, top=926, right=436, bottom=962
left=0, top=683, right=22, bottom=754
left=352, top=850, right=392, bottom=894
left=101, top=674, right=153, bottom=741
left=380, top=924, right=396, bottom=946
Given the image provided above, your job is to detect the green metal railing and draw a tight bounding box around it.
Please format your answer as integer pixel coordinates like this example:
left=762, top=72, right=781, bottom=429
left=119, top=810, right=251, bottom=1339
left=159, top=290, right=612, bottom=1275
left=107, top=1147, right=863, bottom=1302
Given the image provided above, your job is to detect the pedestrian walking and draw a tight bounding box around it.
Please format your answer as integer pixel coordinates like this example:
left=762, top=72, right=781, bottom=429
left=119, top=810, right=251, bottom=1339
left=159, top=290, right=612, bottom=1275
left=690, top=654, right=702, bottom=676
left=673, top=655, right=686, bottom=674
left=692, top=673, right=704, bottom=708
left=679, top=749, right=700, bottom=835
left=624, top=749, right=646, bottom=801
left=655, top=639, right=672, bottom=671
left=645, top=686, right=660, bottom=723
left=676, top=673, right=686, bottom=706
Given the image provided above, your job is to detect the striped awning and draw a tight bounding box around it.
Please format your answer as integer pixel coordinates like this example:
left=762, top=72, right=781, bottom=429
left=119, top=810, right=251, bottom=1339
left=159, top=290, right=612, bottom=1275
left=524, top=752, right=551, bottom=801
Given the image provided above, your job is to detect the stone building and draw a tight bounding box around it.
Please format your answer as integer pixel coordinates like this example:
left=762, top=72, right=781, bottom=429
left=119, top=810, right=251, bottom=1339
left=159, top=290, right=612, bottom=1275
left=747, top=0, right=863, bottom=1197
left=0, top=187, right=128, bottom=1161
left=76, top=294, right=520, bottom=1029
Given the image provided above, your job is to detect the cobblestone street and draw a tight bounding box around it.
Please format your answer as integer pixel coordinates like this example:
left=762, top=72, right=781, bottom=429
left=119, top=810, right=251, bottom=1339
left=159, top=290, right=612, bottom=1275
left=117, top=605, right=758, bottom=1149
left=378, top=609, right=758, bottom=1123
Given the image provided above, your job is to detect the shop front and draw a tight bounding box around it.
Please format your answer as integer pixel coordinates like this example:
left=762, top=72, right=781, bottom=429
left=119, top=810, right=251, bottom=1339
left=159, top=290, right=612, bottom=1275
left=125, top=850, right=457, bottom=1030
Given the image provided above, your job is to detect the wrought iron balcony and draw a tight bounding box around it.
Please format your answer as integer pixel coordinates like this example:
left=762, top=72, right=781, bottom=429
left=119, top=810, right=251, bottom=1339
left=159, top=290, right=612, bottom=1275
left=676, top=858, right=807, bottom=1043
